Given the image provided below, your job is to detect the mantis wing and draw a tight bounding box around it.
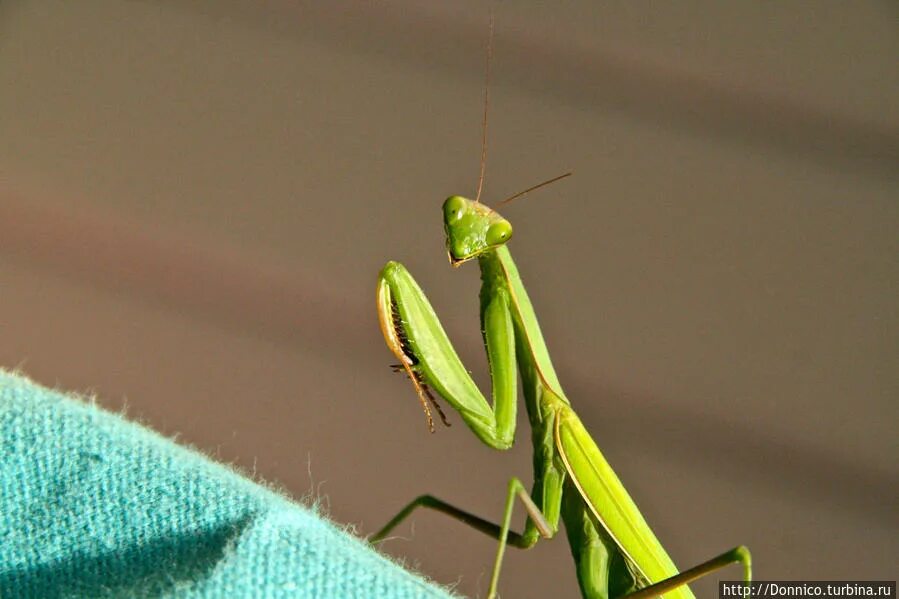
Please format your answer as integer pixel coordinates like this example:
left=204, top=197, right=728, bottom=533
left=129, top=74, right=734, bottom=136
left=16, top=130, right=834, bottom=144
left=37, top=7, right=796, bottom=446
left=555, top=408, right=695, bottom=599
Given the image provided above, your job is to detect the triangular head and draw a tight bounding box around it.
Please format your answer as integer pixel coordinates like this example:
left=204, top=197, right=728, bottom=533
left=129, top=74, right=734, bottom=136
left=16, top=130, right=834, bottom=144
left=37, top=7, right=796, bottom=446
left=442, top=196, right=513, bottom=266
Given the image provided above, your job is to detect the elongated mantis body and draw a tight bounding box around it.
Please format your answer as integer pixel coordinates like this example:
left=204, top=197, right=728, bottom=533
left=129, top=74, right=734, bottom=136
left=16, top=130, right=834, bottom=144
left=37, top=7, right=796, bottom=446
left=371, top=23, right=751, bottom=599
left=373, top=193, right=751, bottom=598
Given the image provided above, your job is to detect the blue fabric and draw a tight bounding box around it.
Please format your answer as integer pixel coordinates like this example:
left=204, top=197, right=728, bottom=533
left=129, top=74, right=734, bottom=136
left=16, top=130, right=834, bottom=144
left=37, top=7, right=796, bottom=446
left=0, top=370, right=455, bottom=599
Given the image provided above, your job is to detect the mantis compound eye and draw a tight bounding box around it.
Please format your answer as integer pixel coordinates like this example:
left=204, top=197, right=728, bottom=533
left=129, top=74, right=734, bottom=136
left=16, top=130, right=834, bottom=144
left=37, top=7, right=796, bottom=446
left=486, top=221, right=513, bottom=246
left=443, top=196, right=467, bottom=223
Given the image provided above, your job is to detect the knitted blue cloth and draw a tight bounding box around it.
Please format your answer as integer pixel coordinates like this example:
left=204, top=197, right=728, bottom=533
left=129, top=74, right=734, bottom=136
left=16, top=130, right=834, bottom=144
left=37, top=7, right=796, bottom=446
left=0, top=370, right=455, bottom=598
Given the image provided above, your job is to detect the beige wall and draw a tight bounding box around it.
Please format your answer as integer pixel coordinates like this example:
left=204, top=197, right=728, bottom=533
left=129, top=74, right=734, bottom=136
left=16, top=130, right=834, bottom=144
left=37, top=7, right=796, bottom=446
left=1, top=2, right=896, bottom=597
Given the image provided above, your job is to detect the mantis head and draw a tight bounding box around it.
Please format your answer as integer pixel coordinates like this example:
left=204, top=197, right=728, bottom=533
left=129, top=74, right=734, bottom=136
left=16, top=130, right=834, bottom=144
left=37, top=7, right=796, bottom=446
left=442, top=195, right=513, bottom=266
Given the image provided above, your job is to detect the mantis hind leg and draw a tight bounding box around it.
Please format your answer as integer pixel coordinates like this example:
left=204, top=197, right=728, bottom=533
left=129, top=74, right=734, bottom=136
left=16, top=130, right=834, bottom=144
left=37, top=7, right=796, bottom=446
left=559, top=476, right=751, bottom=599
left=622, top=546, right=751, bottom=599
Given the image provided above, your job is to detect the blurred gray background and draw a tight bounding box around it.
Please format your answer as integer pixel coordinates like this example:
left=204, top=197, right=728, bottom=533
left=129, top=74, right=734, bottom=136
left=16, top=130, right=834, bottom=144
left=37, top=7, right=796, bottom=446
left=1, top=1, right=896, bottom=597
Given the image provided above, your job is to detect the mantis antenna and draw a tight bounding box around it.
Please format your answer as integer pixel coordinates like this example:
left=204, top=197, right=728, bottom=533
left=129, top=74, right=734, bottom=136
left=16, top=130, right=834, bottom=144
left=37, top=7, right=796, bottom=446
left=496, top=171, right=573, bottom=207
left=472, top=14, right=571, bottom=209
left=474, top=13, right=494, bottom=204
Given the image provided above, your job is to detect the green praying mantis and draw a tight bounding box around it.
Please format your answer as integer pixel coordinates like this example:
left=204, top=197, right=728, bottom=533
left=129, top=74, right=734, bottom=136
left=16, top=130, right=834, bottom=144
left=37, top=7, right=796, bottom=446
left=370, top=23, right=751, bottom=599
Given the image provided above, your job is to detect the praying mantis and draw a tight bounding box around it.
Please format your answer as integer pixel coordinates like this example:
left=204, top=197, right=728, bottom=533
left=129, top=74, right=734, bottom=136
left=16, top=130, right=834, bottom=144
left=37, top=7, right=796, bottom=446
left=370, top=21, right=751, bottom=599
